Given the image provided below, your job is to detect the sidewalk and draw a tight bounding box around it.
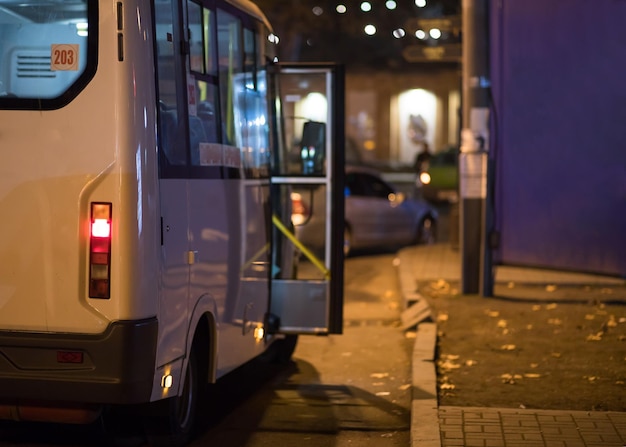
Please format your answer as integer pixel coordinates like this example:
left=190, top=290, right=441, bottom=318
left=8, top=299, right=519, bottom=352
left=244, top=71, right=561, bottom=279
left=397, top=243, right=626, bottom=447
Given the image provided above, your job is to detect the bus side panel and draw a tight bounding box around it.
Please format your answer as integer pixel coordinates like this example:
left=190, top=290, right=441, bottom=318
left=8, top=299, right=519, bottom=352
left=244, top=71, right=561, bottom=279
left=187, top=177, right=270, bottom=378
left=157, top=179, right=190, bottom=372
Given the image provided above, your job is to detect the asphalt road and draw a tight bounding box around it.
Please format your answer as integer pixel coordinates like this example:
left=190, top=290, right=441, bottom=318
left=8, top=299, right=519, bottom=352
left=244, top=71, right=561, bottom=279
left=192, top=252, right=414, bottom=446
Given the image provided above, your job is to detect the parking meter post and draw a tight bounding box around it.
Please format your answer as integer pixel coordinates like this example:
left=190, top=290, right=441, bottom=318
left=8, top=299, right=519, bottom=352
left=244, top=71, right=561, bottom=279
left=461, top=0, right=492, bottom=296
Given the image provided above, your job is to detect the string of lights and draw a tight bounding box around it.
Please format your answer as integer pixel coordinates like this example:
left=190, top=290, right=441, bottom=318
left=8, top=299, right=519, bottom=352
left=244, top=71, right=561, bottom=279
left=255, top=0, right=460, bottom=66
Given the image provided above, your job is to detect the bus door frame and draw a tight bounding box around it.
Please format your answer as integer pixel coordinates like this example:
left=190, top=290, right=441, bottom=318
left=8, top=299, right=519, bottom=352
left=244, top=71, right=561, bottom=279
left=269, top=63, right=345, bottom=335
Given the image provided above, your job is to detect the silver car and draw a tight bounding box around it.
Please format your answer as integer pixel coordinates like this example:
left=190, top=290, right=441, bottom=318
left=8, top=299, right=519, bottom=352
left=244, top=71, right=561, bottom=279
left=292, top=166, right=437, bottom=256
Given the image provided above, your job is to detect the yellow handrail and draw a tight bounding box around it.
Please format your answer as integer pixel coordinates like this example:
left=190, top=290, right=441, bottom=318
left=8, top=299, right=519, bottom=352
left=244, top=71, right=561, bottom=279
left=272, top=214, right=330, bottom=280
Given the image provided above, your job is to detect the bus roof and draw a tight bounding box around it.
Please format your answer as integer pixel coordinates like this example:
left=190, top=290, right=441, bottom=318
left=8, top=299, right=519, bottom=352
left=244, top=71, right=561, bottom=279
left=226, top=0, right=273, bottom=32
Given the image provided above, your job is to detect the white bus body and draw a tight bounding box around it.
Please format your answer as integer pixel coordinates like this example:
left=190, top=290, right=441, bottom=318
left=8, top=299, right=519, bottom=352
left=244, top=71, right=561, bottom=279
left=0, top=0, right=344, bottom=443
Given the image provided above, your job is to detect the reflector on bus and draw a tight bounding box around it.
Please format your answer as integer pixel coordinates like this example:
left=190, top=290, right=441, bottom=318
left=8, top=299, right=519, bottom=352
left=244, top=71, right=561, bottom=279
left=89, top=202, right=112, bottom=299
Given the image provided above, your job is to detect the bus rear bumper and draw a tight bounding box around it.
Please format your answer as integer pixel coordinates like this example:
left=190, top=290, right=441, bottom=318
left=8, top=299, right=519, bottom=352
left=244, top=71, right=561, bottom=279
left=0, top=318, right=158, bottom=416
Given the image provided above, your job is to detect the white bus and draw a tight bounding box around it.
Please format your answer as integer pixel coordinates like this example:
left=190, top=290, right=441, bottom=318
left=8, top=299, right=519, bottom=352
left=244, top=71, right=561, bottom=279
left=0, top=0, right=344, bottom=444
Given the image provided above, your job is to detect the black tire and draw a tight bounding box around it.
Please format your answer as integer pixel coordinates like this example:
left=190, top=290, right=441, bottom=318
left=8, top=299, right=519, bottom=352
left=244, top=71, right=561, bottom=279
left=416, top=216, right=437, bottom=245
left=144, top=351, right=198, bottom=447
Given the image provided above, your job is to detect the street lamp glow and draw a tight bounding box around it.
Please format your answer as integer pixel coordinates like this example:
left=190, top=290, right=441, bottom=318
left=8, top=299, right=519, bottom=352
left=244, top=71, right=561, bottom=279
left=393, top=28, right=406, bottom=38
left=364, top=24, right=376, bottom=35
left=336, top=4, right=347, bottom=13
left=360, top=1, right=372, bottom=12
left=415, top=29, right=426, bottom=39
left=415, top=0, right=426, bottom=7
left=385, top=0, right=397, bottom=9
left=429, top=28, right=442, bottom=39
left=268, top=33, right=279, bottom=44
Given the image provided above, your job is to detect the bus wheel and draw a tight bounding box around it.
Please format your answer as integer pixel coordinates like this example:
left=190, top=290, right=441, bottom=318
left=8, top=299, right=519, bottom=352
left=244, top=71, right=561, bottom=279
left=144, top=351, right=198, bottom=447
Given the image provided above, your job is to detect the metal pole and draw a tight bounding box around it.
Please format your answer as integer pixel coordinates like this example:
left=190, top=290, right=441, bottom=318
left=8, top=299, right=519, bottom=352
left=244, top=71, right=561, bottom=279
left=460, top=0, right=490, bottom=295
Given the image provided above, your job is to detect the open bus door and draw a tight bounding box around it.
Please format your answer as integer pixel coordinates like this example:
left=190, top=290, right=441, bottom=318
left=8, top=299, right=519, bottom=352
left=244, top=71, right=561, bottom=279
left=269, top=63, right=345, bottom=335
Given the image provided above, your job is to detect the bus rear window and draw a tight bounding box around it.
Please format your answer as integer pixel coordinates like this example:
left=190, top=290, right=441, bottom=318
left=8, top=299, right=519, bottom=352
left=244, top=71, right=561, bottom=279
left=0, top=0, right=97, bottom=110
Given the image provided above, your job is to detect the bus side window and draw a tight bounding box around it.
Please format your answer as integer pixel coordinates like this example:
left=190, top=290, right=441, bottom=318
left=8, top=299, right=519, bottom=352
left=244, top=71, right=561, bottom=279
left=198, top=101, right=217, bottom=142
left=189, top=114, right=207, bottom=165
left=159, top=102, right=185, bottom=165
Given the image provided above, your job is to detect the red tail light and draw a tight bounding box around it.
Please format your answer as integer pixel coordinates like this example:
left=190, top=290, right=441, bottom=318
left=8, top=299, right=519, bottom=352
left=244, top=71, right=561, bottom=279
left=89, top=202, right=112, bottom=299
left=290, top=192, right=309, bottom=226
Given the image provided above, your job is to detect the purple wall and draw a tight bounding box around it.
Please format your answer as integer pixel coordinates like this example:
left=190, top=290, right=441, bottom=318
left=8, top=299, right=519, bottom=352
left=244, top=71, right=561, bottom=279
left=491, top=0, right=626, bottom=276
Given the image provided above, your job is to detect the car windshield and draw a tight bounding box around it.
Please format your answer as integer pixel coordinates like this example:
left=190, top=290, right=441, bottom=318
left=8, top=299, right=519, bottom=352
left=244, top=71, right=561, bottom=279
left=346, top=172, right=395, bottom=199
left=0, top=0, right=96, bottom=109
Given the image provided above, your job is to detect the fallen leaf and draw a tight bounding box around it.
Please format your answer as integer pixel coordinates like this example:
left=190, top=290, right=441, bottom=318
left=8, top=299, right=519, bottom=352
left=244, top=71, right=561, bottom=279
left=548, top=318, right=562, bottom=325
left=370, top=373, right=389, bottom=379
left=524, top=373, right=541, bottom=378
left=444, top=354, right=460, bottom=360
left=526, top=324, right=534, bottom=330
left=545, top=285, right=557, bottom=292
left=619, top=317, right=626, bottom=324
left=438, top=360, right=461, bottom=370
left=500, top=344, right=516, bottom=351
left=465, top=360, right=478, bottom=366
left=432, top=279, right=450, bottom=292
left=532, top=305, right=541, bottom=311
left=600, top=288, right=614, bottom=295
left=497, top=320, right=507, bottom=328
left=586, top=332, right=603, bottom=341
left=440, top=383, right=456, bottom=390
left=437, top=313, right=449, bottom=322
left=398, top=384, right=411, bottom=391
left=607, top=317, right=617, bottom=328
left=551, top=352, right=562, bottom=358
left=405, top=331, right=417, bottom=339
left=486, top=310, right=500, bottom=318
left=530, top=363, right=539, bottom=368
left=375, top=391, right=391, bottom=396
left=546, top=303, right=558, bottom=310
left=501, top=373, right=522, bottom=384
left=586, top=376, right=598, bottom=382
left=507, top=282, right=515, bottom=289
left=585, top=314, right=596, bottom=320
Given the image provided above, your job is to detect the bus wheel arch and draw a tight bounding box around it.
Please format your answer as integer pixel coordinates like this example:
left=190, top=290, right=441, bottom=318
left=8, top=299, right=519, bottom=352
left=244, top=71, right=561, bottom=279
left=144, top=313, right=216, bottom=446
left=143, top=353, right=198, bottom=446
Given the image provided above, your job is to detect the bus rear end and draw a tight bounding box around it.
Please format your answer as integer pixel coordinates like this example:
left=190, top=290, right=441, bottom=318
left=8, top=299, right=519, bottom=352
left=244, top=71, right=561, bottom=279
left=0, top=0, right=161, bottom=423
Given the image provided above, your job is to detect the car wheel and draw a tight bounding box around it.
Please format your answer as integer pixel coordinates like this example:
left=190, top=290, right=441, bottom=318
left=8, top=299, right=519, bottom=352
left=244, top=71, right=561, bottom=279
left=343, top=226, right=352, bottom=257
left=416, top=216, right=437, bottom=245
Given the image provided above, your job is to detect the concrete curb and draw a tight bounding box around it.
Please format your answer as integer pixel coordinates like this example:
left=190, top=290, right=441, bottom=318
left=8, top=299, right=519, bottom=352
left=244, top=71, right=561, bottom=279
left=411, top=322, right=440, bottom=447
left=397, top=249, right=441, bottom=447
